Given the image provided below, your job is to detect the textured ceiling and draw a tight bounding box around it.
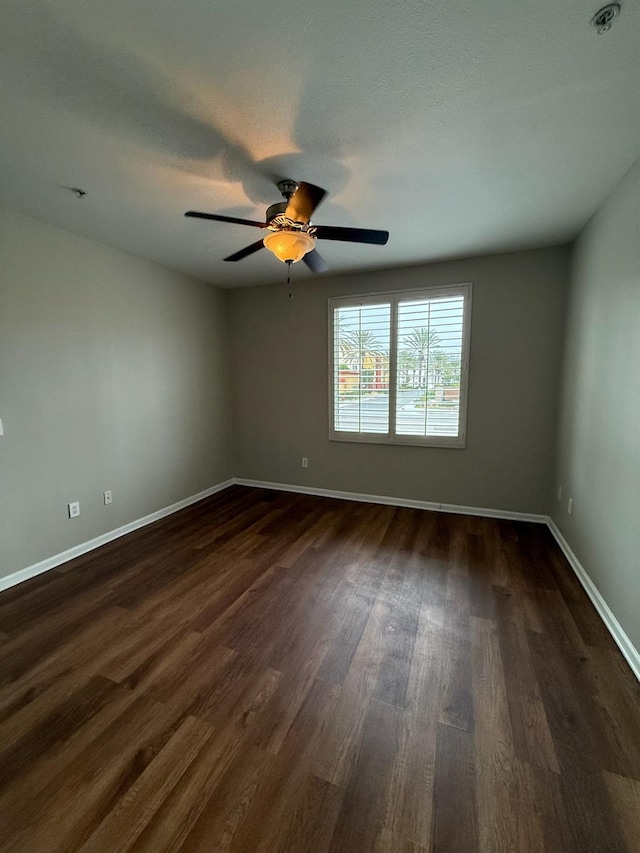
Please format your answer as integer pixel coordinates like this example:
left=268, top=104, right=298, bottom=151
left=1, top=0, right=639, bottom=287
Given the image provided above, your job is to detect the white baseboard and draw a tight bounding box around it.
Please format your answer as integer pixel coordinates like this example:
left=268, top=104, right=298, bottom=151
left=547, top=518, right=640, bottom=682
left=234, top=478, right=548, bottom=523
left=0, top=479, right=235, bottom=594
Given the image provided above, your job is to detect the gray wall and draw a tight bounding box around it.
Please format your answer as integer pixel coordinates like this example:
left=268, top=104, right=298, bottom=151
left=553, top=159, right=640, bottom=652
left=229, top=247, right=568, bottom=514
left=0, top=207, right=233, bottom=579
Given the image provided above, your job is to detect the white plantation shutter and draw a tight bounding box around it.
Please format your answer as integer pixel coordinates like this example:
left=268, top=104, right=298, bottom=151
left=332, top=300, right=391, bottom=434
left=330, top=284, right=471, bottom=447
left=395, top=293, right=465, bottom=438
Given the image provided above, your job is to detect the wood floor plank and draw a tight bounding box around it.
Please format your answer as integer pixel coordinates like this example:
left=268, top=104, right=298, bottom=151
left=493, top=586, right=560, bottom=773
left=79, top=715, right=213, bottom=852
left=0, top=680, right=145, bottom=829
left=317, top=579, right=377, bottom=685
left=527, top=763, right=582, bottom=853
left=0, top=692, right=170, bottom=850
left=173, top=742, right=274, bottom=853
left=398, top=843, right=430, bottom=853
left=328, top=698, right=403, bottom=852
left=222, top=678, right=341, bottom=853
left=604, top=771, right=640, bottom=853
left=252, top=632, right=330, bottom=756
left=379, top=600, right=442, bottom=849
left=585, top=647, right=640, bottom=779
left=0, top=586, right=124, bottom=687
left=438, top=569, right=474, bottom=732
left=471, top=616, right=546, bottom=852
left=432, top=722, right=478, bottom=853
left=399, top=510, right=448, bottom=610
left=272, top=772, right=344, bottom=853
left=546, top=545, right=620, bottom=652
left=373, top=594, right=420, bottom=709
left=128, top=728, right=254, bottom=852
left=466, top=533, right=497, bottom=620
left=528, top=630, right=631, bottom=851
left=312, top=597, right=400, bottom=787
left=0, top=605, right=128, bottom=725
left=0, top=487, right=637, bottom=851
left=0, top=674, right=122, bottom=795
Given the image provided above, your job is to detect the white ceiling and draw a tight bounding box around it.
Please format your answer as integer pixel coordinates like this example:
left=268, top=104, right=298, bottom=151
left=1, top=0, right=639, bottom=287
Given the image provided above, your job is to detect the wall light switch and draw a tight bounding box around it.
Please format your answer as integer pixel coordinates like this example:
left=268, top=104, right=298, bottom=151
left=567, top=497, right=574, bottom=516
left=0, top=418, right=4, bottom=436
left=103, top=490, right=113, bottom=505
left=68, top=501, right=80, bottom=518
left=302, top=457, right=309, bottom=468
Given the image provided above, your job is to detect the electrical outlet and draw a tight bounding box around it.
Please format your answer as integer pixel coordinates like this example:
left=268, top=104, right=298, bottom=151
left=301, top=457, right=309, bottom=468
left=103, top=490, right=112, bottom=505
left=567, top=497, right=574, bottom=516
left=68, top=501, right=80, bottom=518
left=557, top=485, right=562, bottom=502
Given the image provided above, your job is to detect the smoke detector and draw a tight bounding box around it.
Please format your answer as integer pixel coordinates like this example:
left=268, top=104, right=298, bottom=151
left=591, top=4, right=621, bottom=34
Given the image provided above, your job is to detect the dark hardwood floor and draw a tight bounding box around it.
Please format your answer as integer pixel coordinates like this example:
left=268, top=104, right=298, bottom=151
left=0, top=485, right=638, bottom=852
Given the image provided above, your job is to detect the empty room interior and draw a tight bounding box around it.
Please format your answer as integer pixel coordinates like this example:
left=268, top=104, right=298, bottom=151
left=0, top=1, right=639, bottom=851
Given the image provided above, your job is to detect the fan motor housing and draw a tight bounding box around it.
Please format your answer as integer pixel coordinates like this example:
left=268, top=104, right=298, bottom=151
left=265, top=202, right=316, bottom=235
left=265, top=202, right=288, bottom=223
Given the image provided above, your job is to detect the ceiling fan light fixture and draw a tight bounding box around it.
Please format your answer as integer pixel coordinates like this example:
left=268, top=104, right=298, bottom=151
left=263, top=229, right=315, bottom=264
left=185, top=179, right=389, bottom=272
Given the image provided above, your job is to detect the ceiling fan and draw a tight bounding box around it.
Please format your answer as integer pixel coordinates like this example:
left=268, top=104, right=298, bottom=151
left=185, top=180, right=389, bottom=273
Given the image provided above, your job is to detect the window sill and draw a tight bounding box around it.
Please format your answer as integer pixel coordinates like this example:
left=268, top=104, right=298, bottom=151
left=329, top=432, right=466, bottom=449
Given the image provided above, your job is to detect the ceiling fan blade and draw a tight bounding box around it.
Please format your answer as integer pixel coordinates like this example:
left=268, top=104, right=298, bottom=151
left=185, top=211, right=266, bottom=228
left=314, top=225, right=389, bottom=245
left=285, top=182, right=327, bottom=224
left=224, top=240, right=265, bottom=262
left=303, top=249, right=329, bottom=274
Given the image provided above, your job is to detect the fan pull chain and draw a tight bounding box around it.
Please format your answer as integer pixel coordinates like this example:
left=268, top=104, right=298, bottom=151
left=287, top=260, right=293, bottom=298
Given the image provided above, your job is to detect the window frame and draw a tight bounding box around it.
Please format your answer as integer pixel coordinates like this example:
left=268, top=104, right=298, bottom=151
left=328, top=282, right=472, bottom=448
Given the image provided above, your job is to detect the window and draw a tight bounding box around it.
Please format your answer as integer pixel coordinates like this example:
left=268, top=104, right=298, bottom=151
left=329, top=283, right=471, bottom=447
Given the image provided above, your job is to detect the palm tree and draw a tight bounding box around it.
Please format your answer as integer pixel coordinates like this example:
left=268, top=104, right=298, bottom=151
left=398, top=351, right=417, bottom=388
left=336, top=327, right=389, bottom=396
left=431, top=349, right=455, bottom=389
left=440, top=355, right=461, bottom=388
left=401, top=328, right=441, bottom=389
left=339, top=329, right=385, bottom=370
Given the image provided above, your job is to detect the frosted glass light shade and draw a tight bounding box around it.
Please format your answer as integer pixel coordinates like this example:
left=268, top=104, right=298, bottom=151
left=263, top=230, right=315, bottom=263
